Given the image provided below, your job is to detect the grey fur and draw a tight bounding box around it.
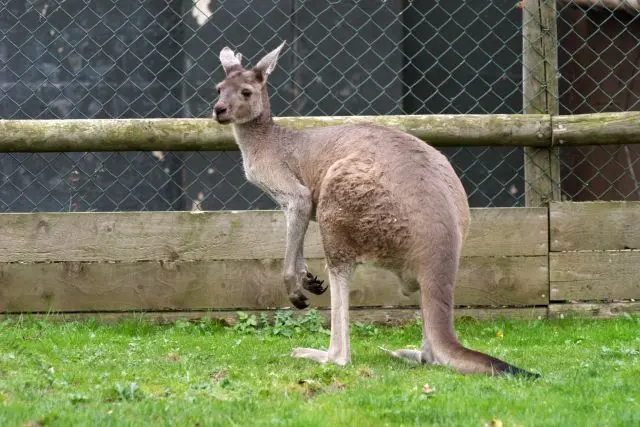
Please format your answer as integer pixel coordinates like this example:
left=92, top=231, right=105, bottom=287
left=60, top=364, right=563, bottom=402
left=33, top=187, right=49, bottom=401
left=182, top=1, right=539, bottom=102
left=212, top=42, right=539, bottom=378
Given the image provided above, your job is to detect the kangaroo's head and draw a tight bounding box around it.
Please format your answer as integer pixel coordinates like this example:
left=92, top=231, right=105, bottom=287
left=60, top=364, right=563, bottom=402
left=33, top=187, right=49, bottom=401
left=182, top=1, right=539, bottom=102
left=213, top=41, right=285, bottom=125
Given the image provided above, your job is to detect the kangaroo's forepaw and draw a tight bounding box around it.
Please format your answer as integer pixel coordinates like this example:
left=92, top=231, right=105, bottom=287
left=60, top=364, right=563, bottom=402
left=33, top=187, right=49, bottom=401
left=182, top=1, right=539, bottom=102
left=289, top=289, right=309, bottom=310
left=303, top=271, right=327, bottom=295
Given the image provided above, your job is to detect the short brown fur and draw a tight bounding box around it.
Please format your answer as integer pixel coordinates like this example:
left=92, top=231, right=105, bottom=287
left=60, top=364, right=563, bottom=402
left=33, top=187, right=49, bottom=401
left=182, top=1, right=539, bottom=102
left=213, top=42, right=539, bottom=378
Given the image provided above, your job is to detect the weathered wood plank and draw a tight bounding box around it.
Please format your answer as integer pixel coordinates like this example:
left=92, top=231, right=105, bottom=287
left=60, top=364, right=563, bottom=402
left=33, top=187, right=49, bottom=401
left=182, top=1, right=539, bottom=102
left=0, top=211, right=323, bottom=263
left=549, top=301, right=640, bottom=319
left=550, top=251, right=640, bottom=301
left=550, top=201, right=640, bottom=251
left=523, top=0, right=561, bottom=206
left=0, top=115, right=551, bottom=152
left=0, top=256, right=548, bottom=312
left=554, top=112, right=640, bottom=147
left=524, top=147, right=559, bottom=206
left=465, top=208, right=548, bottom=256
left=0, top=208, right=547, bottom=263
left=2, top=307, right=549, bottom=325
left=1, top=113, right=638, bottom=153
left=277, top=115, right=552, bottom=147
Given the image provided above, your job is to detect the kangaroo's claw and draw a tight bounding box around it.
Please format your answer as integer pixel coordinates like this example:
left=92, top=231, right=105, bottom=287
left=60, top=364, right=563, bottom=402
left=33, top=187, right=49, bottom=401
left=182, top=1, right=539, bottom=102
left=303, top=271, right=327, bottom=295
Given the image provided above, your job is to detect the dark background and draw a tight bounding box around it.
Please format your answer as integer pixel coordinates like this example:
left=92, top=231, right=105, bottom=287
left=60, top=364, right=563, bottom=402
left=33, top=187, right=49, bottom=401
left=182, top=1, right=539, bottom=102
left=3, top=1, right=635, bottom=211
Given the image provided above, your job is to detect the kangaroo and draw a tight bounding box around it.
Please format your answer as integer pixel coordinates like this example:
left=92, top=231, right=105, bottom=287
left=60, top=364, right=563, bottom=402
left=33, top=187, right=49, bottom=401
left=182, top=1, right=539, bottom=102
left=213, top=42, right=539, bottom=378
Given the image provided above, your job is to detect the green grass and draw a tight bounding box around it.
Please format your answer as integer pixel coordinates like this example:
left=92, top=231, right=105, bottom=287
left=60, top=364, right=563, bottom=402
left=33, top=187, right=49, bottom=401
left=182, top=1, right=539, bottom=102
left=0, top=312, right=638, bottom=427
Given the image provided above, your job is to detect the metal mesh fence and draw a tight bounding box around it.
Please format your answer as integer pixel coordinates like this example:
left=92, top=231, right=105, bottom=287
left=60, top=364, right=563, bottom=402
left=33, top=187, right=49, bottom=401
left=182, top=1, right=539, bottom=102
left=557, top=0, right=640, bottom=201
left=0, top=1, right=637, bottom=212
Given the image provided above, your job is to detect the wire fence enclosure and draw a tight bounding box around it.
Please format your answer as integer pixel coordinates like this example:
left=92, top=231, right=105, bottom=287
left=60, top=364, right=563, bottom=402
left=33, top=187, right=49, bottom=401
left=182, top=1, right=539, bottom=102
left=1, top=1, right=640, bottom=320
left=0, top=0, right=639, bottom=212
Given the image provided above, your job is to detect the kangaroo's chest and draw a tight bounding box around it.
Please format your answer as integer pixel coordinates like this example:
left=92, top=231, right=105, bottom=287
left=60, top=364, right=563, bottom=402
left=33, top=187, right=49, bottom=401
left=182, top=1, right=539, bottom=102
left=242, top=152, right=263, bottom=182
left=242, top=155, right=275, bottom=197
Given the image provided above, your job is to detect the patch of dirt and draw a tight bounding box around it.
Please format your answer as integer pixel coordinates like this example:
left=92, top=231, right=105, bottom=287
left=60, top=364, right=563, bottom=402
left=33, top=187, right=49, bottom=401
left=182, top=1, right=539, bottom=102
left=210, top=369, right=228, bottom=383
left=166, top=353, right=181, bottom=362
left=291, top=378, right=347, bottom=399
left=358, top=367, right=374, bottom=378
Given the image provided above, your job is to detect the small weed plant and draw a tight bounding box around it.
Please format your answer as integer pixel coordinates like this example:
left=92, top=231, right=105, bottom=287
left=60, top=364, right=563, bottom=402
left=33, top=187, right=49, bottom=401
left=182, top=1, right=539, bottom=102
left=233, top=309, right=329, bottom=336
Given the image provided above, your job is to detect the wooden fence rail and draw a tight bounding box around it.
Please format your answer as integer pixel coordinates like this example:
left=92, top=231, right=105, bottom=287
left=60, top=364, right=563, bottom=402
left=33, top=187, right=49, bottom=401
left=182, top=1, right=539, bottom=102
left=1, top=202, right=639, bottom=322
left=1, top=113, right=640, bottom=322
left=0, top=112, right=639, bottom=152
left=0, top=208, right=548, bottom=313
left=2, top=0, right=639, bottom=324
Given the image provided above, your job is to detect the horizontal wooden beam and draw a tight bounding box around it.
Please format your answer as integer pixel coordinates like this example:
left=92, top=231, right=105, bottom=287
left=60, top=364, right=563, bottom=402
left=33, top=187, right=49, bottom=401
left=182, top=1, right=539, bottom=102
left=550, top=251, right=640, bottom=301
left=277, top=114, right=552, bottom=148
left=0, top=208, right=547, bottom=263
left=0, top=115, right=551, bottom=152
left=0, top=113, right=637, bottom=152
left=0, top=256, right=548, bottom=312
left=553, top=112, right=640, bottom=146
left=1, top=112, right=638, bottom=153
left=0, top=118, right=237, bottom=152
left=550, top=201, right=640, bottom=251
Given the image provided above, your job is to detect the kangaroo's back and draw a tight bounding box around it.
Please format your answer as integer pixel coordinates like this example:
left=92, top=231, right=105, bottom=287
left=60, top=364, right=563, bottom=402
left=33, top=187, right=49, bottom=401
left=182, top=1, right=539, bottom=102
left=295, top=123, right=470, bottom=244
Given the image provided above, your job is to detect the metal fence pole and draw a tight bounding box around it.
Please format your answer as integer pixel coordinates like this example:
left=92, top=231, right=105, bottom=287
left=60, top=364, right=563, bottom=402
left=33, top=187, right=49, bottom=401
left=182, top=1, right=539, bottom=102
left=523, top=0, right=561, bottom=206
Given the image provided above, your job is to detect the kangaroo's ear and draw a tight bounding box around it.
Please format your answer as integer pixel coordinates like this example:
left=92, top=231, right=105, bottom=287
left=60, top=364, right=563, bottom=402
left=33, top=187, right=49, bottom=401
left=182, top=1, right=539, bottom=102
left=219, top=47, right=243, bottom=75
left=253, top=41, right=285, bottom=83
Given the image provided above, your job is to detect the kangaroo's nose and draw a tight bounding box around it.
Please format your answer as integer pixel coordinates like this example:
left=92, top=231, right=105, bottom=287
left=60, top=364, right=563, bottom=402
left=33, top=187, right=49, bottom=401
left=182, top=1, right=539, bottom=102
left=214, top=104, right=227, bottom=117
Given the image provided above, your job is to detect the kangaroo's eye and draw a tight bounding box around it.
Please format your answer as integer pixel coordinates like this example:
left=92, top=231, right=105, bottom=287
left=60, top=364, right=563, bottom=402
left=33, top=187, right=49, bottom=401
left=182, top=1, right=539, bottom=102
left=241, top=89, right=252, bottom=98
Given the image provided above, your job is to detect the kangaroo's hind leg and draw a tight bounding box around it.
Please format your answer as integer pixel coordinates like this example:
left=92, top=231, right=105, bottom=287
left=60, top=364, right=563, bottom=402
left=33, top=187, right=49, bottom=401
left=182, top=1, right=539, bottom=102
left=291, top=260, right=355, bottom=365
left=382, top=277, right=437, bottom=365
left=291, top=177, right=359, bottom=366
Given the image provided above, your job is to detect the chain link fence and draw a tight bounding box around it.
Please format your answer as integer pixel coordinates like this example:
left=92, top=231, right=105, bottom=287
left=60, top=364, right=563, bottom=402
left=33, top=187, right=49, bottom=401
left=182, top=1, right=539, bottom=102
left=0, top=0, right=638, bottom=212
left=557, top=0, right=640, bottom=201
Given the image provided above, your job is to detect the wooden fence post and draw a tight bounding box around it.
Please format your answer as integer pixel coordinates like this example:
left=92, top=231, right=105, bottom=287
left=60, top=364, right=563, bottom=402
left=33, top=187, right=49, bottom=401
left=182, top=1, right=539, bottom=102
left=523, top=0, right=561, bottom=206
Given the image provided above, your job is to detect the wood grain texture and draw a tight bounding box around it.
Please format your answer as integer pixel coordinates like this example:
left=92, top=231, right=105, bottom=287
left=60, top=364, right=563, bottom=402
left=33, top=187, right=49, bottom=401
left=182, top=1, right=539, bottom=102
left=464, top=208, right=548, bottom=256
left=1, top=307, right=549, bottom=325
left=553, top=112, right=640, bottom=146
left=0, top=211, right=323, bottom=263
left=1, top=113, right=637, bottom=153
left=0, top=118, right=238, bottom=152
left=550, top=251, right=640, bottom=300
left=0, top=208, right=548, bottom=263
left=0, top=115, right=551, bottom=153
left=523, top=0, right=561, bottom=206
left=550, top=201, right=640, bottom=251
left=277, top=114, right=552, bottom=147
left=0, top=256, right=548, bottom=312
left=524, top=147, right=560, bottom=206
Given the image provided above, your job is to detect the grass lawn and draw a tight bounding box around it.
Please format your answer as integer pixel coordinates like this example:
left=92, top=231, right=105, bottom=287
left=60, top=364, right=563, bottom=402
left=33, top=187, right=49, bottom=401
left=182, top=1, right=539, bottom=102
left=0, top=311, right=638, bottom=427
